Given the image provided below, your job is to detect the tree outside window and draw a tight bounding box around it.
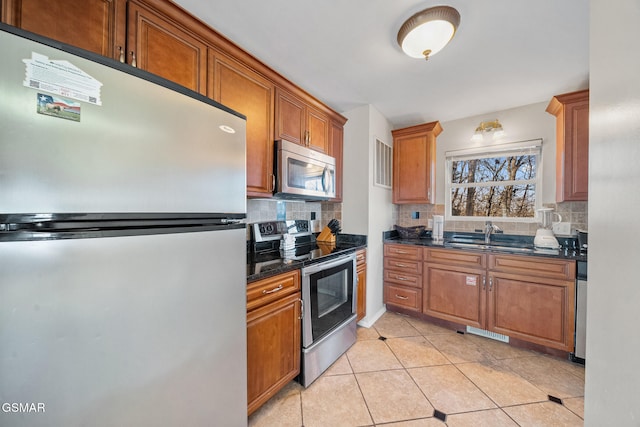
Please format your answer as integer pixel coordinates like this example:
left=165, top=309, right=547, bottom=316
left=446, top=140, right=542, bottom=221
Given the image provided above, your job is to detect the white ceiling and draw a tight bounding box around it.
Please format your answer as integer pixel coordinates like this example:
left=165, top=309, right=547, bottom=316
left=172, top=0, right=589, bottom=128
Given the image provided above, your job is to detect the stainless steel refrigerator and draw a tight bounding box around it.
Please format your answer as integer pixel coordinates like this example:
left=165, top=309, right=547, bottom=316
left=0, top=24, right=248, bottom=427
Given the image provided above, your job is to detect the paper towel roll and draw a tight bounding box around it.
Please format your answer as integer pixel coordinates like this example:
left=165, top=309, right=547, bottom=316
left=433, top=215, right=444, bottom=241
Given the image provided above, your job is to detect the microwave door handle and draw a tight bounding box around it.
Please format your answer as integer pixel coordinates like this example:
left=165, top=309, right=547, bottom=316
left=322, top=166, right=330, bottom=194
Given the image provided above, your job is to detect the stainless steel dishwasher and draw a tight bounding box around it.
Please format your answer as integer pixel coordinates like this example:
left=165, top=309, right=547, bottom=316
left=573, top=260, right=588, bottom=362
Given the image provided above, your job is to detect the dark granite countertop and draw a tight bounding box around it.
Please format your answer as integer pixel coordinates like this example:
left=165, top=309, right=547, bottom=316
left=247, top=233, right=367, bottom=283
left=383, top=230, right=587, bottom=262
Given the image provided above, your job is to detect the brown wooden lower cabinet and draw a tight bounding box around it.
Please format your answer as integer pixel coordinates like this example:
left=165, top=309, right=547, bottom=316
left=385, top=284, right=422, bottom=312
left=487, top=271, right=575, bottom=350
left=246, top=270, right=301, bottom=416
left=383, top=244, right=423, bottom=313
left=386, top=245, right=577, bottom=352
left=356, top=249, right=367, bottom=321
left=423, top=263, right=485, bottom=329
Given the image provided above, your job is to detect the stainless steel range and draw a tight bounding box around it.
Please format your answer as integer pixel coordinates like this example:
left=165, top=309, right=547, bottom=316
left=250, top=220, right=358, bottom=387
left=300, top=252, right=357, bottom=387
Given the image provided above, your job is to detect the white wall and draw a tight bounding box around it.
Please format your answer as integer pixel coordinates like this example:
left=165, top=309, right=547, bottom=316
left=342, top=105, right=370, bottom=235
left=585, top=1, right=640, bottom=425
left=342, top=104, right=394, bottom=326
left=436, top=102, right=557, bottom=206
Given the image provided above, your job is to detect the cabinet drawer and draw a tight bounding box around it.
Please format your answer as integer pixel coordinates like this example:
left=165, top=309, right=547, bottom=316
left=489, top=254, right=575, bottom=281
left=356, top=249, right=367, bottom=266
left=384, top=244, right=422, bottom=261
left=247, top=270, right=301, bottom=311
left=425, top=248, right=486, bottom=268
left=384, top=270, right=421, bottom=288
left=384, top=284, right=422, bottom=312
left=384, top=257, right=422, bottom=275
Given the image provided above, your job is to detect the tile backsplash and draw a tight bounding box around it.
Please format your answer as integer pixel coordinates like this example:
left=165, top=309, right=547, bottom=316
left=246, top=199, right=342, bottom=226
left=395, top=201, right=587, bottom=236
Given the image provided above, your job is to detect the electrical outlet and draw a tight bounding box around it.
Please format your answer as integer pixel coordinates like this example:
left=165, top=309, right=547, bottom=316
left=552, top=222, right=571, bottom=235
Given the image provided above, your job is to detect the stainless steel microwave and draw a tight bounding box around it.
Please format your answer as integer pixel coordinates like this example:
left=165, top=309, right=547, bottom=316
left=274, top=139, right=336, bottom=200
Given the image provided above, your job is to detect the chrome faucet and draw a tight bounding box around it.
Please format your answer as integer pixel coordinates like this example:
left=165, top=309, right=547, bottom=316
left=485, top=221, right=501, bottom=244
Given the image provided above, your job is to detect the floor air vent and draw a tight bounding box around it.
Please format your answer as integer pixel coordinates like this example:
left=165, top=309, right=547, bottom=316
left=466, top=326, right=509, bottom=343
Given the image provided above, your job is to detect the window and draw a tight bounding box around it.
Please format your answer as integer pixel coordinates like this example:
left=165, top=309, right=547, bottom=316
left=445, top=139, right=542, bottom=221
left=374, top=138, right=392, bottom=188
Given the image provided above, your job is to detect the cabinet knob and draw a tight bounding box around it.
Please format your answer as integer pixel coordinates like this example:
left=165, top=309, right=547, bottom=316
left=130, top=51, right=137, bottom=68
left=118, top=46, right=125, bottom=63
left=489, top=277, right=493, bottom=291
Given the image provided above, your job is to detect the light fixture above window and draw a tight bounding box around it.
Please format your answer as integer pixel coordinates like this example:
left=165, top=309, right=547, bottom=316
left=397, top=6, right=460, bottom=61
left=471, top=119, right=505, bottom=142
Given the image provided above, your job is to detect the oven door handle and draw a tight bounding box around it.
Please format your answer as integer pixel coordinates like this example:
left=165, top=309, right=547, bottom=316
left=301, top=253, right=355, bottom=276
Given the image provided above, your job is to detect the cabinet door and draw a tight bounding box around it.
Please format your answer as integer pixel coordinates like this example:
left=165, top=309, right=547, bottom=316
left=356, top=264, right=367, bottom=321
left=356, top=250, right=367, bottom=321
left=306, top=106, right=329, bottom=153
left=546, top=89, right=589, bottom=202
left=275, top=89, right=305, bottom=145
left=209, top=50, right=275, bottom=197
left=559, top=97, right=589, bottom=201
left=127, top=1, right=207, bottom=94
left=1, top=0, right=125, bottom=58
left=392, top=122, right=441, bottom=204
left=423, top=263, right=486, bottom=328
left=247, top=292, right=301, bottom=415
left=329, top=120, right=344, bottom=201
left=487, top=272, right=575, bottom=351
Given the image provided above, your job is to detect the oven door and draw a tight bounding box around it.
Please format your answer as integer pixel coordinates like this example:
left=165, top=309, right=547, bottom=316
left=301, top=253, right=356, bottom=348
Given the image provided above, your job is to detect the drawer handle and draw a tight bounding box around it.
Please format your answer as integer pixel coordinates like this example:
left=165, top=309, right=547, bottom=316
left=263, top=284, right=284, bottom=295
left=394, top=250, right=408, bottom=254
left=395, top=276, right=409, bottom=281
left=395, top=294, right=409, bottom=300
left=394, top=263, right=408, bottom=267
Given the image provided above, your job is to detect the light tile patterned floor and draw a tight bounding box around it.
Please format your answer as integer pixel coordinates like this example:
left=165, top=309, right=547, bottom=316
left=248, top=311, right=585, bottom=427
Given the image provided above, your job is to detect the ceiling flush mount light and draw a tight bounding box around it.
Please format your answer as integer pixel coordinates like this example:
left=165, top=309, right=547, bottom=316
left=397, top=5, right=460, bottom=60
left=471, top=119, right=505, bottom=142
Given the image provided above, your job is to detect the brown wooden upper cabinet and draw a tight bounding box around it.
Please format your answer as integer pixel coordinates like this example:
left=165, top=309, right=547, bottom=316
left=2, top=0, right=208, bottom=95
left=392, top=121, right=442, bottom=204
left=208, top=49, right=275, bottom=197
left=329, top=119, right=345, bottom=202
left=546, top=89, right=589, bottom=202
left=275, top=88, right=330, bottom=154
left=127, top=1, right=207, bottom=95
left=2, top=0, right=346, bottom=199
left=1, top=0, right=127, bottom=58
